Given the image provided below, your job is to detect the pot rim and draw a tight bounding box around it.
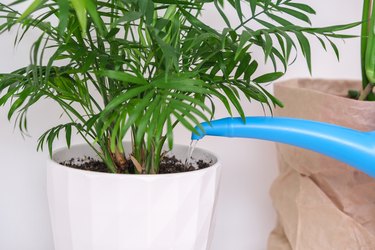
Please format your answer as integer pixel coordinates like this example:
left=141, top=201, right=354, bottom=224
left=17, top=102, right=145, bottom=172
left=47, top=142, right=220, bottom=178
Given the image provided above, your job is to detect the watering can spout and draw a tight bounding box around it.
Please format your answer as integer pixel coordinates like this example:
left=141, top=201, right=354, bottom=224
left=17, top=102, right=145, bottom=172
left=192, top=117, right=375, bottom=178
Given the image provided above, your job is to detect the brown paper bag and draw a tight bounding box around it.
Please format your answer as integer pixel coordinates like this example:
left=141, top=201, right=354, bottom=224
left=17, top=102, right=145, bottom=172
left=268, top=79, right=375, bottom=250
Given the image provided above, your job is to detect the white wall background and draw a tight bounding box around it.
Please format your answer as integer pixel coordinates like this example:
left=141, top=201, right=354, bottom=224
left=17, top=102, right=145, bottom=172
left=0, top=1, right=361, bottom=249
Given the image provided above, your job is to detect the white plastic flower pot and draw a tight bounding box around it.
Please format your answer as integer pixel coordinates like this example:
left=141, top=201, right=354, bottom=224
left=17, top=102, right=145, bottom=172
left=47, top=142, right=222, bottom=250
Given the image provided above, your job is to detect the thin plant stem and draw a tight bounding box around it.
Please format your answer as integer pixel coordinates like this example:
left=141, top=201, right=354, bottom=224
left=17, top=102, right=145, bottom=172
left=362, top=0, right=372, bottom=90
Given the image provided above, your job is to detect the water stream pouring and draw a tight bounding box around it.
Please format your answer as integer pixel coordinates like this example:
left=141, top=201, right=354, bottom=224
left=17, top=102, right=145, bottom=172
left=191, top=117, right=375, bottom=178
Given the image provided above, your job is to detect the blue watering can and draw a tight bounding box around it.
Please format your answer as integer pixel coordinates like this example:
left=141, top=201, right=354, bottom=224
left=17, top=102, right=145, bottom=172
left=191, top=117, right=375, bottom=178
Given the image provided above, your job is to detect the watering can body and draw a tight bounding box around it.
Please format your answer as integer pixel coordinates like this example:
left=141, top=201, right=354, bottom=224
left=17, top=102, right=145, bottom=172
left=192, top=117, right=375, bottom=178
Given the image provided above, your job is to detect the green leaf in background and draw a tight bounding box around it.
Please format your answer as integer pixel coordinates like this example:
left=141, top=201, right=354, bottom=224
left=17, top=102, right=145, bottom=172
left=57, top=0, right=70, bottom=34
left=115, top=11, right=143, bottom=24
left=249, top=0, right=257, bottom=15
left=101, top=85, right=153, bottom=116
left=253, top=72, right=284, bottom=83
left=100, top=70, right=148, bottom=85
left=139, top=0, right=155, bottom=25
left=65, top=125, right=72, bottom=148
left=277, top=6, right=311, bottom=25
left=234, top=0, right=243, bottom=22
left=328, top=38, right=340, bottom=61
left=263, top=31, right=273, bottom=62
left=295, top=31, right=312, bottom=74
left=284, top=2, right=316, bottom=15
left=71, top=0, right=87, bottom=35
left=19, top=0, right=46, bottom=21
left=84, top=0, right=105, bottom=35
left=235, top=54, right=251, bottom=79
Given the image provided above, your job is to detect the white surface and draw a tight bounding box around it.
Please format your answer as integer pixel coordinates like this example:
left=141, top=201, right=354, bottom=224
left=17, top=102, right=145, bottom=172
left=48, top=143, right=221, bottom=250
left=0, top=1, right=361, bottom=250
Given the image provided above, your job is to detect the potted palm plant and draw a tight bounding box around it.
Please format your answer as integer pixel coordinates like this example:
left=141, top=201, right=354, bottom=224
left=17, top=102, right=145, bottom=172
left=270, top=1, right=375, bottom=249
left=0, top=0, right=356, bottom=249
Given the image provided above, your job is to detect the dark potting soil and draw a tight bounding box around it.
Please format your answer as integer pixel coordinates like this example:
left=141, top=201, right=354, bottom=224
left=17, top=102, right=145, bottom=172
left=61, top=155, right=211, bottom=174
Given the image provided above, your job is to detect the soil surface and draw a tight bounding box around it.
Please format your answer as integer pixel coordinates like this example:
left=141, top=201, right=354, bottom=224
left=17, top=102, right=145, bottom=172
left=61, top=155, right=211, bottom=174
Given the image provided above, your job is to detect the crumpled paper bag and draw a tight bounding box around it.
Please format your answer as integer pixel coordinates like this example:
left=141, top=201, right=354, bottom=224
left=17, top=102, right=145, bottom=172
left=268, top=79, right=375, bottom=250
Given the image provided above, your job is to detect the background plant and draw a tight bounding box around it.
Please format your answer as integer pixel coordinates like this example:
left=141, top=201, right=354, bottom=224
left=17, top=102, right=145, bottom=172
left=0, top=0, right=357, bottom=174
left=356, top=0, right=375, bottom=100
